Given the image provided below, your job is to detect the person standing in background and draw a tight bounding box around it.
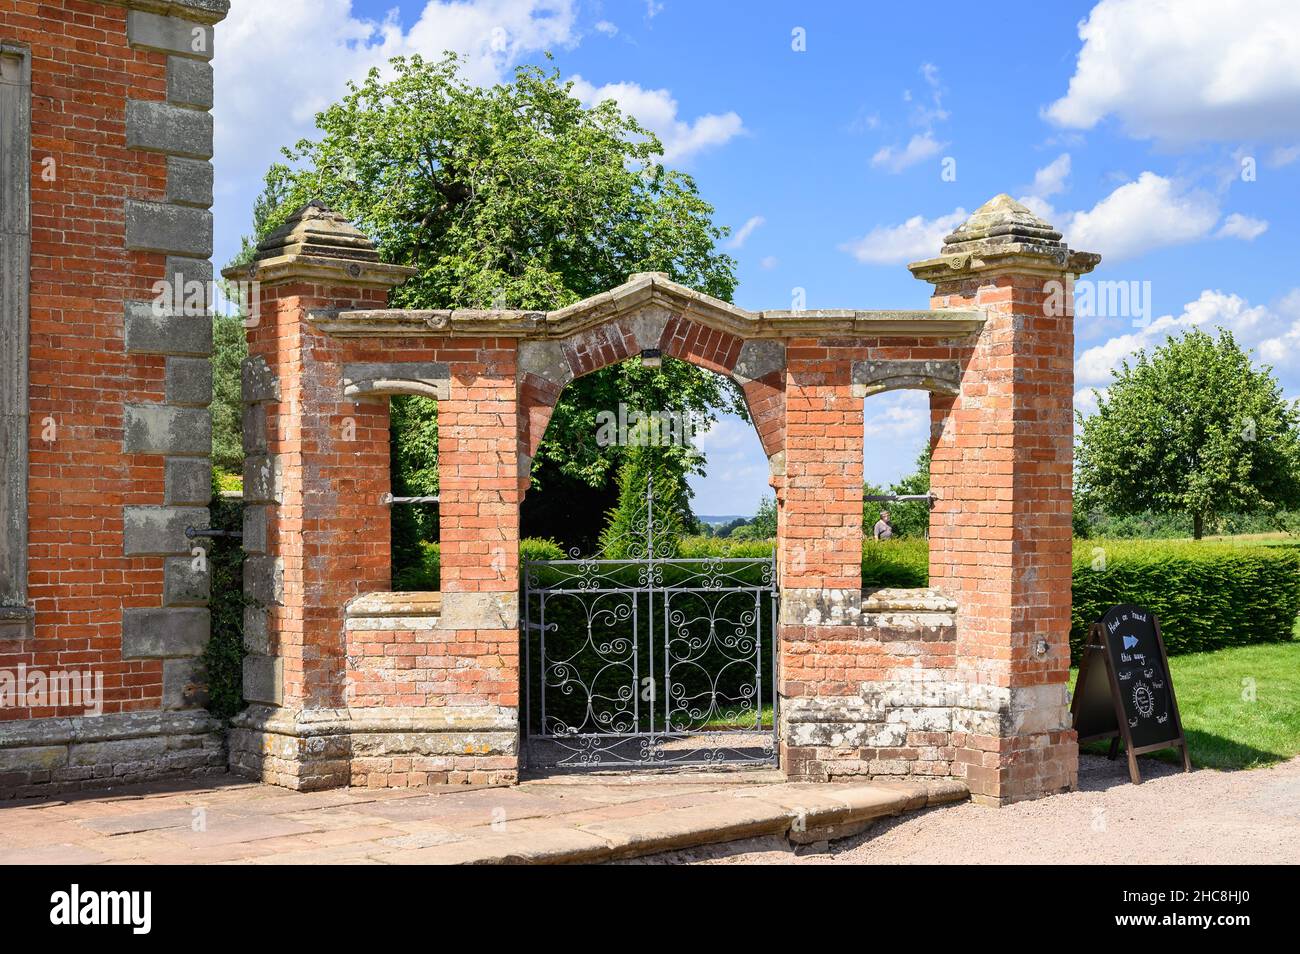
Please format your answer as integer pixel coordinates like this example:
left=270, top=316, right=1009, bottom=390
left=873, top=509, right=894, bottom=541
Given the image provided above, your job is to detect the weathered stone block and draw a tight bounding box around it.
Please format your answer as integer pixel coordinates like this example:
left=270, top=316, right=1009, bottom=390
left=127, top=10, right=215, bottom=61
left=125, top=199, right=213, bottom=255
left=733, top=339, right=786, bottom=383
left=243, top=556, right=283, bottom=606
left=165, top=457, right=211, bottom=505
left=164, top=356, right=213, bottom=406
left=123, top=300, right=212, bottom=356
left=123, top=506, right=207, bottom=556
left=0, top=745, right=66, bottom=773
left=242, top=454, right=281, bottom=504
left=163, top=657, right=209, bottom=710
left=126, top=100, right=212, bottom=160
left=243, top=655, right=283, bottom=705
left=242, top=404, right=267, bottom=453
left=124, top=404, right=211, bottom=456
left=241, top=355, right=279, bottom=403
left=243, top=606, right=271, bottom=654
left=165, top=156, right=213, bottom=208
left=166, top=55, right=213, bottom=108
left=164, top=255, right=213, bottom=288
left=164, top=556, right=209, bottom=606
left=341, top=362, right=450, bottom=399
left=242, top=504, right=268, bottom=553
left=121, top=607, right=210, bottom=658
left=438, top=591, right=519, bottom=629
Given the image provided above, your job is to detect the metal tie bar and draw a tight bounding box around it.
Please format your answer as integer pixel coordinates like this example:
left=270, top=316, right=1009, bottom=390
left=380, top=494, right=441, bottom=505
left=185, top=526, right=243, bottom=539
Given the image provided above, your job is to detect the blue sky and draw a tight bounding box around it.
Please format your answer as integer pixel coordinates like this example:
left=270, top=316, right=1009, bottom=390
left=211, top=0, right=1300, bottom=515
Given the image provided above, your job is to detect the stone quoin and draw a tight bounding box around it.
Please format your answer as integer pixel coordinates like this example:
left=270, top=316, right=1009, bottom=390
left=0, top=0, right=1099, bottom=807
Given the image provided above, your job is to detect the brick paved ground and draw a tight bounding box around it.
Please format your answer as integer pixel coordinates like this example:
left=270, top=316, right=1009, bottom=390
left=0, top=769, right=963, bottom=864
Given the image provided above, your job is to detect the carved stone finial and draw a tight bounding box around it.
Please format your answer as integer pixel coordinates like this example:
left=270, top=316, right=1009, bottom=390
left=908, top=193, right=1101, bottom=283
left=221, top=200, right=416, bottom=288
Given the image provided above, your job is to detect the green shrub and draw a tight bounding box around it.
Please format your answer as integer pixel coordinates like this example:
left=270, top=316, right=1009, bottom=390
left=393, top=538, right=567, bottom=591
left=521, top=537, right=565, bottom=562
left=393, top=540, right=440, bottom=592
left=202, top=494, right=247, bottom=720
left=678, top=535, right=775, bottom=559
left=862, top=538, right=929, bottom=588
left=1071, top=539, right=1300, bottom=660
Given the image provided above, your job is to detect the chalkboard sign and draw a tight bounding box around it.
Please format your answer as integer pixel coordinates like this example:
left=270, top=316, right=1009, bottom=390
left=1071, top=604, right=1191, bottom=783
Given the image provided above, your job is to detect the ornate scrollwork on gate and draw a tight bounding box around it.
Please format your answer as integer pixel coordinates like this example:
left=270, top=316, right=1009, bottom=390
left=522, top=479, right=779, bottom=769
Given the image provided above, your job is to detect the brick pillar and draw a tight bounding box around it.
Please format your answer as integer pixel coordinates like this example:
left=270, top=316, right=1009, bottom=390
left=777, top=338, right=865, bottom=778
left=223, top=202, right=414, bottom=790
left=911, top=194, right=1100, bottom=804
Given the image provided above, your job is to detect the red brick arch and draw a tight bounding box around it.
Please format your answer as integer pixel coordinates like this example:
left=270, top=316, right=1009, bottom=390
left=516, top=310, right=786, bottom=495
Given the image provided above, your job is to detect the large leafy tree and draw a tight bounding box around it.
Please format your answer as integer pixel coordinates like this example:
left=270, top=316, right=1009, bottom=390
left=247, top=53, right=745, bottom=550
left=1076, top=328, right=1300, bottom=539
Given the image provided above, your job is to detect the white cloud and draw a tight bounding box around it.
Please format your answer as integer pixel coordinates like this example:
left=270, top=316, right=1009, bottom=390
left=1073, top=387, right=1104, bottom=417
left=213, top=0, right=579, bottom=265
left=1216, top=212, right=1269, bottom=240
left=568, top=76, right=745, bottom=162
left=863, top=393, right=928, bottom=440
left=1046, top=0, right=1300, bottom=143
left=840, top=208, right=967, bottom=266
left=1258, top=291, right=1300, bottom=367
left=594, top=20, right=618, bottom=36
left=871, top=132, right=946, bottom=174
left=759, top=256, right=779, bottom=270
left=1030, top=153, right=1071, bottom=198
left=1076, top=289, right=1278, bottom=388
left=727, top=215, right=765, bottom=249
left=871, top=64, right=950, bottom=173
left=1270, top=144, right=1300, bottom=168
left=1063, top=172, right=1220, bottom=260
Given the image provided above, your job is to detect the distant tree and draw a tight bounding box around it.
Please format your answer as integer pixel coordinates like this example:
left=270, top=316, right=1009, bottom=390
left=750, top=496, right=777, bottom=538
left=210, top=311, right=246, bottom=476
left=863, top=446, right=932, bottom=538
left=1076, top=329, right=1300, bottom=539
left=600, top=440, right=695, bottom=559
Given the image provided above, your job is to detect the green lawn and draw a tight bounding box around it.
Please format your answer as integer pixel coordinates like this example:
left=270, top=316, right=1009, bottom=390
left=1071, top=640, right=1300, bottom=771
left=698, top=642, right=1300, bottom=771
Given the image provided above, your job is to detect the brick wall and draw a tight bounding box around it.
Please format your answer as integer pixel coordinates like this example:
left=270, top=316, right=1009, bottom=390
left=0, top=0, right=226, bottom=797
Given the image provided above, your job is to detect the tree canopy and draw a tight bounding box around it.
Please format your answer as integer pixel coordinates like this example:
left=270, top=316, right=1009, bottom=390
left=1075, top=328, right=1300, bottom=539
left=241, top=52, right=748, bottom=551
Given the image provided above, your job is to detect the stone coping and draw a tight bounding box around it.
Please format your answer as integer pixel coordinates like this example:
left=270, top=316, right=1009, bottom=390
left=309, top=272, right=985, bottom=340
left=345, top=591, right=441, bottom=618
left=0, top=709, right=220, bottom=749
left=230, top=703, right=513, bottom=736
left=113, top=0, right=230, bottom=24
left=861, top=587, right=957, bottom=613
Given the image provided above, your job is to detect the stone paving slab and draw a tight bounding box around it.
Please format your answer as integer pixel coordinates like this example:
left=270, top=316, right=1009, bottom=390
left=0, top=771, right=967, bottom=865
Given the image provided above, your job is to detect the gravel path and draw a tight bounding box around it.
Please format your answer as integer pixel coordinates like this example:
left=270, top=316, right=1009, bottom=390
left=625, top=754, right=1300, bottom=864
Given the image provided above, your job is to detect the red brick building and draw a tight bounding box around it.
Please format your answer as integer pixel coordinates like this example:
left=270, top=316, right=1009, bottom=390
left=1, top=0, right=228, bottom=794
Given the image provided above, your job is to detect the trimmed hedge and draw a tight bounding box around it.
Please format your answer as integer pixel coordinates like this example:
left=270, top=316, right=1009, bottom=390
left=392, top=534, right=1300, bottom=663
left=393, top=538, right=566, bottom=591
left=1071, top=540, right=1300, bottom=660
